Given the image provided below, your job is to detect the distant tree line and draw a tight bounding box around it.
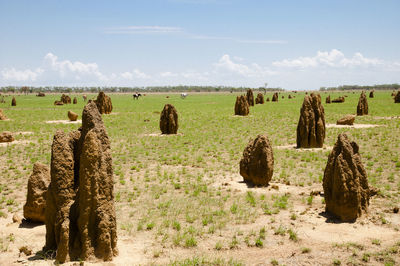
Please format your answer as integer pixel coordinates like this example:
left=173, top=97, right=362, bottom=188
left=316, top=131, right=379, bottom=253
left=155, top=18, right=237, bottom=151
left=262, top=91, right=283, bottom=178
left=319, top=84, right=400, bottom=91
left=0, top=85, right=285, bottom=93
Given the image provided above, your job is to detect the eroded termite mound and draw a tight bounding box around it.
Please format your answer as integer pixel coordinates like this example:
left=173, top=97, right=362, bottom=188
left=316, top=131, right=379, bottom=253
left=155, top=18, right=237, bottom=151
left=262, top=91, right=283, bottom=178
left=255, top=93, right=264, bottom=104
left=246, top=89, right=254, bottom=106
left=234, top=95, right=249, bottom=116
left=323, top=133, right=369, bottom=222
left=240, top=135, right=274, bottom=186
left=95, top=92, right=113, bottom=114
left=44, top=102, right=117, bottom=263
left=356, top=91, right=368, bottom=116
left=160, top=104, right=179, bottom=134
left=296, top=93, right=325, bottom=148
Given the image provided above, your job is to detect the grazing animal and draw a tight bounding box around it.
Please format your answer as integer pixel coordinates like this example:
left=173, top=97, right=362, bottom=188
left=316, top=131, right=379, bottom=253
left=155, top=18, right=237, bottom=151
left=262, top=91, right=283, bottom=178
left=181, top=93, right=188, bottom=99
left=133, top=93, right=141, bottom=100
left=83, top=95, right=87, bottom=102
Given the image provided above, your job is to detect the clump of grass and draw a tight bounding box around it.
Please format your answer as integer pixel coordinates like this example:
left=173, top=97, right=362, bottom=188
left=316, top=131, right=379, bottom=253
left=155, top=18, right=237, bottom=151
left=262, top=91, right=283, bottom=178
left=288, top=228, right=298, bottom=242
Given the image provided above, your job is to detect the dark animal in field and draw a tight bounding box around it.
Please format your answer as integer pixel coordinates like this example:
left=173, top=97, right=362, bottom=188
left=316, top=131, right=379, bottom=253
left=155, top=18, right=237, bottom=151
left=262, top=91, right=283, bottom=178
left=133, top=93, right=142, bottom=100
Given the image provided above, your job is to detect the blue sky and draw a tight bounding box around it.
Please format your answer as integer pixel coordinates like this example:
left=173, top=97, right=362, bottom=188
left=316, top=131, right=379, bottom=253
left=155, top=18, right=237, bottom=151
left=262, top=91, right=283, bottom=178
left=0, top=0, right=399, bottom=89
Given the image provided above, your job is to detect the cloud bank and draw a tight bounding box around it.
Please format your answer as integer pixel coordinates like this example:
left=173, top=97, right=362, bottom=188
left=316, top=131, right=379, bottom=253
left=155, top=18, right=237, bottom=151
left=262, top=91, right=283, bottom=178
left=1, top=49, right=399, bottom=89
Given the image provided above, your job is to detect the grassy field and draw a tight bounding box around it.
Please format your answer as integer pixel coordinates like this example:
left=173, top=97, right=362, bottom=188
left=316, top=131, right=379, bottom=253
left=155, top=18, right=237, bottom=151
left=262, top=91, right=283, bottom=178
left=0, top=91, right=399, bottom=265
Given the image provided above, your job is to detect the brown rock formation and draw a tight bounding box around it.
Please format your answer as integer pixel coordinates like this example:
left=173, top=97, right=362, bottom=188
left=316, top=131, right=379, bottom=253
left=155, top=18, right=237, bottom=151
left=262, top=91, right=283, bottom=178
left=323, top=133, right=369, bottom=222
left=68, top=111, right=78, bottom=121
left=326, top=95, right=331, bottom=104
left=73, top=97, right=77, bottom=104
left=356, top=91, right=368, bottom=116
left=0, top=131, right=14, bottom=142
left=395, top=91, right=400, bottom=103
left=296, top=93, right=325, bottom=148
left=246, top=89, right=254, bottom=106
left=159, top=104, right=179, bottom=134
left=255, top=93, right=264, bottom=104
left=272, top=92, right=278, bottom=102
left=369, top=91, right=374, bottom=98
left=54, top=100, right=64, bottom=106
left=37, top=92, right=46, bottom=97
left=0, top=109, right=7, bottom=120
left=234, top=95, right=249, bottom=116
left=44, top=102, right=117, bottom=263
left=240, top=135, right=274, bottom=186
left=332, top=96, right=345, bottom=103
left=11, top=97, right=16, bottom=106
left=336, top=115, right=355, bottom=125
left=61, top=94, right=71, bottom=104
left=23, top=163, right=50, bottom=222
left=95, top=92, right=113, bottom=114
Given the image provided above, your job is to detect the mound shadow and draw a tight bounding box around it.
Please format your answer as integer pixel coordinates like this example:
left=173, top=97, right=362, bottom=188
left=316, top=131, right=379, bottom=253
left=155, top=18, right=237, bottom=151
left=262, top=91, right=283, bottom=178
left=319, top=211, right=356, bottom=224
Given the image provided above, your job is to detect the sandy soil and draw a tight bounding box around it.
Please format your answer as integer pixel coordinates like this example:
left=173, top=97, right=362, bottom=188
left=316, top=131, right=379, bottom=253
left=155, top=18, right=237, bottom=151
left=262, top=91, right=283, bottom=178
left=45, top=120, right=82, bottom=124
left=373, top=116, right=400, bottom=120
left=326, top=123, right=381, bottom=128
left=0, top=140, right=33, bottom=147
left=274, top=144, right=333, bottom=151
left=142, top=133, right=184, bottom=137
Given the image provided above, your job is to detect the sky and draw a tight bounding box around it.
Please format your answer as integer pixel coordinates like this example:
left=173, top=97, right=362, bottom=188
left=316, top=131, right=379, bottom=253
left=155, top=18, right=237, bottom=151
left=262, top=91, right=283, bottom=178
left=0, top=0, right=399, bottom=90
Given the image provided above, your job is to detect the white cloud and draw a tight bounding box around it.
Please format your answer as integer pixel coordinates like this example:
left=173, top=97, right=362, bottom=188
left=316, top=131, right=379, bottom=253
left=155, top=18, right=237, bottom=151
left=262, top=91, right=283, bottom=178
left=214, top=54, right=276, bottom=77
left=1, top=67, right=43, bottom=81
left=104, top=26, right=183, bottom=34
left=272, top=49, right=383, bottom=68
left=120, top=69, right=150, bottom=79
left=160, top=71, right=178, bottom=77
left=1, top=50, right=399, bottom=89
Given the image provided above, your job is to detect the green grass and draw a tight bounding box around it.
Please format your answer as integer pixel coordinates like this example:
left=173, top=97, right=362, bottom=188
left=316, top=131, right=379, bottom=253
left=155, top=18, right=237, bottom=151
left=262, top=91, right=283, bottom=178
left=1, top=91, right=400, bottom=264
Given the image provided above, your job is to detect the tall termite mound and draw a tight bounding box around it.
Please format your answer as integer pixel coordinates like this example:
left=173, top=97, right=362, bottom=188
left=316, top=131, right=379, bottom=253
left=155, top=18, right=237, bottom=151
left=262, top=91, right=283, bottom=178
left=356, top=91, right=368, bottom=116
left=234, top=95, right=249, bottom=116
left=296, top=93, right=325, bottom=148
left=95, top=91, right=113, bottom=114
left=395, top=91, right=400, bottom=103
left=326, top=95, right=331, bottom=104
left=246, top=89, right=254, bottom=106
left=44, top=102, right=117, bottom=263
left=240, top=135, right=274, bottom=186
left=255, top=93, right=264, bottom=104
left=160, top=104, right=178, bottom=134
left=272, top=92, right=278, bottom=102
left=323, top=133, right=369, bottom=222
left=61, top=94, right=71, bottom=104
